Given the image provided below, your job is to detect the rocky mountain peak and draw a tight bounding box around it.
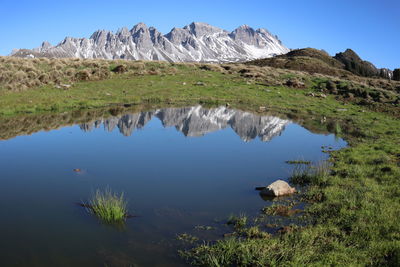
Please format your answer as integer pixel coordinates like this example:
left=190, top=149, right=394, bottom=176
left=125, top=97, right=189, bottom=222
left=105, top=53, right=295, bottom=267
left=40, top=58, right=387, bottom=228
left=130, top=22, right=149, bottom=33
left=61, top=37, right=73, bottom=45
left=339, top=49, right=362, bottom=61
left=165, top=27, right=191, bottom=43
left=230, top=25, right=257, bottom=44
left=235, top=24, right=253, bottom=31
left=184, top=22, right=225, bottom=37
left=334, top=49, right=380, bottom=77
left=256, top=28, right=272, bottom=35
left=90, top=30, right=113, bottom=46
left=41, top=41, right=52, bottom=50
left=117, top=27, right=130, bottom=36
left=90, top=30, right=110, bottom=40
left=11, top=22, right=290, bottom=62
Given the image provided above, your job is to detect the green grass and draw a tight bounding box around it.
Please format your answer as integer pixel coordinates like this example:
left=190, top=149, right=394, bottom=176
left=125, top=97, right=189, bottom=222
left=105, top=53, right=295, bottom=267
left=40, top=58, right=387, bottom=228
left=88, top=188, right=127, bottom=223
left=290, top=161, right=331, bottom=186
left=1, top=59, right=399, bottom=265
left=226, top=213, right=248, bottom=229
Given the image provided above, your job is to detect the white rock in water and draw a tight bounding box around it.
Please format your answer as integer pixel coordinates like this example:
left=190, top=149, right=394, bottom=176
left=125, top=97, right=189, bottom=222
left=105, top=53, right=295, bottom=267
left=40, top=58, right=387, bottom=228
left=261, top=180, right=296, bottom=197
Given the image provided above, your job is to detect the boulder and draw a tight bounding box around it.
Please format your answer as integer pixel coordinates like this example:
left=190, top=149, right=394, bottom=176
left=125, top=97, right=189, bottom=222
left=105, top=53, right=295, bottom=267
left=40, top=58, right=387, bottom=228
left=306, top=92, right=315, bottom=97
left=285, top=78, right=305, bottom=88
left=112, top=65, right=127, bottom=73
left=380, top=68, right=393, bottom=80
left=393, top=69, right=400, bottom=81
left=260, top=180, right=296, bottom=197
left=60, top=83, right=72, bottom=90
left=326, top=80, right=337, bottom=90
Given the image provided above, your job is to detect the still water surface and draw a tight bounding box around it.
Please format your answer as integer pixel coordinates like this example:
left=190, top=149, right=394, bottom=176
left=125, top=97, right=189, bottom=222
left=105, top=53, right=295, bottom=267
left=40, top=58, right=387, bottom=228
left=0, top=106, right=346, bottom=266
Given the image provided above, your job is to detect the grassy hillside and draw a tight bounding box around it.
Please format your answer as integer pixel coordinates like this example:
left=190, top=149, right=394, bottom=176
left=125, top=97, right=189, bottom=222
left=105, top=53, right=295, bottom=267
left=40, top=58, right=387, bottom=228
left=247, top=48, right=399, bottom=81
left=246, top=48, right=349, bottom=76
left=334, top=48, right=380, bottom=77
left=0, top=56, right=400, bottom=266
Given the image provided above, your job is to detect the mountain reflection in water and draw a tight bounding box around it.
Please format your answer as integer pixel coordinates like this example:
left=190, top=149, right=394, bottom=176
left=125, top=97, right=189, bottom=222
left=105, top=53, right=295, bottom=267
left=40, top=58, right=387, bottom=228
left=79, top=106, right=290, bottom=142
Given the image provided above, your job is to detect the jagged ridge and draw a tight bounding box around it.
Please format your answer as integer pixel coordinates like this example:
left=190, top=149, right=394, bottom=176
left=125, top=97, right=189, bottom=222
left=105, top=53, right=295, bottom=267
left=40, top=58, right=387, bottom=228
left=11, top=22, right=289, bottom=62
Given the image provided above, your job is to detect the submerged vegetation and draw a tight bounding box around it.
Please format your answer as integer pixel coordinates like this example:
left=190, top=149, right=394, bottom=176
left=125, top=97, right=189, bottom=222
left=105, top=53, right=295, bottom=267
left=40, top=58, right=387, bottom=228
left=0, top=55, right=399, bottom=265
left=262, top=204, right=300, bottom=217
left=87, top=188, right=128, bottom=223
left=285, top=159, right=311, bottom=165
left=226, top=213, right=248, bottom=229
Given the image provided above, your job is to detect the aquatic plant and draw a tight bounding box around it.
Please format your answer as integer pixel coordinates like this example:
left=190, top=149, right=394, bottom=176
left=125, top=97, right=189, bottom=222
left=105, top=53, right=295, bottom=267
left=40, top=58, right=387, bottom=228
left=262, top=204, right=299, bottom=217
left=177, top=233, right=199, bottom=243
left=285, top=159, right=311, bottom=165
left=88, top=188, right=127, bottom=223
left=290, top=161, right=331, bottom=186
left=226, top=213, right=247, bottom=228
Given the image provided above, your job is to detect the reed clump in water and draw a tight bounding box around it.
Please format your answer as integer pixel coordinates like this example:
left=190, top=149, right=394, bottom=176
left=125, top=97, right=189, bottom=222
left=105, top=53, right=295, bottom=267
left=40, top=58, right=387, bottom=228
left=87, top=188, right=128, bottom=223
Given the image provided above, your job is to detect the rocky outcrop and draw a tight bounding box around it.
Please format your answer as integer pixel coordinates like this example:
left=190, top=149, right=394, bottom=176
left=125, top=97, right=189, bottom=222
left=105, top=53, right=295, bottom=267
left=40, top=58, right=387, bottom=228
left=334, top=49, right=394, bottom=79
left=393, top=69, right=400, bottom=81
left=11, top=22, right=289, bottom=62
left=380, top=68, right=393, bottom=80
left=79, top=106, right=290, bottom=142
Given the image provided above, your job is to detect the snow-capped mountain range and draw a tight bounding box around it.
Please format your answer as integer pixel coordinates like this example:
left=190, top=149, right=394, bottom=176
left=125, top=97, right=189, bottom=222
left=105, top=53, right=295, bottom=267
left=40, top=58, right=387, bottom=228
left=79, top=106, right=290, bottom=142
left=11, top=22, right=289, bottom=62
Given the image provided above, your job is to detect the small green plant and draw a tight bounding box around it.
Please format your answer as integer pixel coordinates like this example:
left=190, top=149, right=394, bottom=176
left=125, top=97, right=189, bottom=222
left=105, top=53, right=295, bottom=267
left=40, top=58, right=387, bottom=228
left=87, top=188, right=127, bottom=223
left=227, top=213, right=247, bottom=228
left=242, top=226, right=270, bottom=239
left=290, top=161, right=331, bottom=185
left=290, top=164, right=312, bottom=185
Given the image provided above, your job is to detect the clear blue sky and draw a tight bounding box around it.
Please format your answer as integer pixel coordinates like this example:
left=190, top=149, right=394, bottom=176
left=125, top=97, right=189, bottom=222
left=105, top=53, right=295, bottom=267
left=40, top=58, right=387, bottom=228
left=1, top=0, right=398, bottom=69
